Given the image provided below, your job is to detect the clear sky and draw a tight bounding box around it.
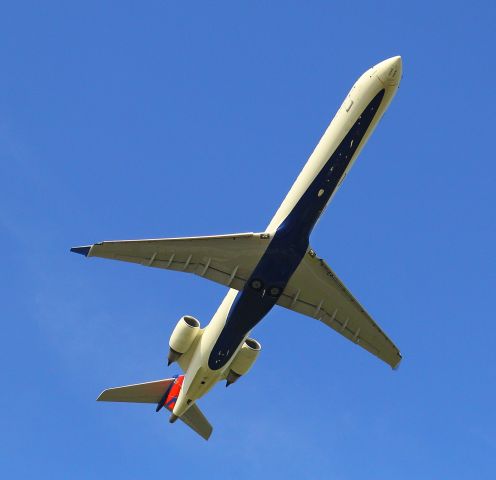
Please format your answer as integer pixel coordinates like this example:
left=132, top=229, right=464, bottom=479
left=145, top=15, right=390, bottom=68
left=1, top=1, right=495, bottom=478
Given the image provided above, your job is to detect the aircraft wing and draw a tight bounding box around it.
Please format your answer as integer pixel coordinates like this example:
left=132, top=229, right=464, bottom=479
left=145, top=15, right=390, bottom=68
left=71, top=232, right=271, bottom=291
left=277, top=247, right=402, bottom=368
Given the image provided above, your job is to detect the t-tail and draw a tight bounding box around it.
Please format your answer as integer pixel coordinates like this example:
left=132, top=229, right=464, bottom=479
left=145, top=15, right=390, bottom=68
left=97, top=375, right=213, bottom=440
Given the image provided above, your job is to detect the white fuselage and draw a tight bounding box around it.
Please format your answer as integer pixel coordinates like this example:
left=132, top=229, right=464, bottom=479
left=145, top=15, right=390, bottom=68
left=172, top=57, right=402, bottom=417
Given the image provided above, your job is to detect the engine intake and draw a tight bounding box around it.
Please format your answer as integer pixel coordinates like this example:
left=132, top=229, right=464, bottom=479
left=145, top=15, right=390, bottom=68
left=168, top=315, right=201, bottom=365
left=226, top=338, right=261, bottom=386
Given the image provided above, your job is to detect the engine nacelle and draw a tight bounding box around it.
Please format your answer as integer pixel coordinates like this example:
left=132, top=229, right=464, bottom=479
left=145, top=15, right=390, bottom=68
left=168, top=315, right=201, bottom=365
left=226, top=338, right=261, bottom=386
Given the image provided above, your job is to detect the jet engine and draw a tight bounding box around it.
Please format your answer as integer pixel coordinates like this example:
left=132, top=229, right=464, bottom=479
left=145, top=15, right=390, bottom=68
left=168, top=315, right=201, bottom=365
left=226, top=338, right=261, bottom=386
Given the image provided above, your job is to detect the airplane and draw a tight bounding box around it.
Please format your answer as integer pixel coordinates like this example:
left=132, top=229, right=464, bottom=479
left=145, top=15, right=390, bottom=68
left=71, top=56, right=403, bottom=440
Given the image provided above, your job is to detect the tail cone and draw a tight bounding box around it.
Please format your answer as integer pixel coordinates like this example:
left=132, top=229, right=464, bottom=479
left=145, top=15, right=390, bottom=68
left=169, top=414, right=178, bottom=423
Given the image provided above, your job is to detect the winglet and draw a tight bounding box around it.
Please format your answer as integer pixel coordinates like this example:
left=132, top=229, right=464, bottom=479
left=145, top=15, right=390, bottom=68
left=70, top=245, right=91, bottom=257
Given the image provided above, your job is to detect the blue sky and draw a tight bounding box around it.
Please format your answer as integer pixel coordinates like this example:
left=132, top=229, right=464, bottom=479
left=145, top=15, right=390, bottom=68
left=1, top=1, right=495, bottom=478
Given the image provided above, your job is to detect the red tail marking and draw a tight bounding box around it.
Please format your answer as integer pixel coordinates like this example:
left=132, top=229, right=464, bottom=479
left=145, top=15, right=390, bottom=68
left=164, top=375, right=184, bottom=411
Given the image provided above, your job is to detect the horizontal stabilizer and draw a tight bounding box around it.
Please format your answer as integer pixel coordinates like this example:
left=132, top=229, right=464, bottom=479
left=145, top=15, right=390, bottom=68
left=97, top=378, right=213, bottom=440
left=97, top=379, right=174, bottom=403
left=180, top=404, right=213, bottom=440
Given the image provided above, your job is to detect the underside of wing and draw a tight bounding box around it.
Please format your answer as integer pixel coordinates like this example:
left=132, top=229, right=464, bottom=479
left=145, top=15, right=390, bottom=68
left=278, top=247, right=401, bottom=368
left=71, top=232, right=271, bottom=291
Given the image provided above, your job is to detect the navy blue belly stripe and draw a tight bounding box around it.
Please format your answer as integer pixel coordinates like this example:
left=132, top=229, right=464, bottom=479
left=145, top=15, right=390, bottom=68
left=208, top=89, right=386, bottom=371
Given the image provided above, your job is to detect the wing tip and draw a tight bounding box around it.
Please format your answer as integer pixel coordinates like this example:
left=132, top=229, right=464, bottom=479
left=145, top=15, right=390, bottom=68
left=70, top=245, right=92, bottom=257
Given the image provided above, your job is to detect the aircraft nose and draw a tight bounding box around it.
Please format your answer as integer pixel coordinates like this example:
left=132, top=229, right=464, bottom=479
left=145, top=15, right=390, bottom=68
left=375, top=56, right=402, bottom=86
